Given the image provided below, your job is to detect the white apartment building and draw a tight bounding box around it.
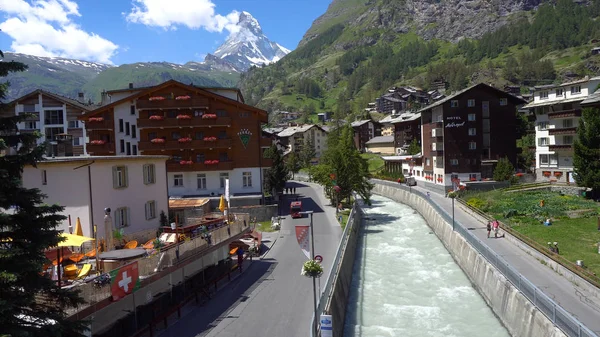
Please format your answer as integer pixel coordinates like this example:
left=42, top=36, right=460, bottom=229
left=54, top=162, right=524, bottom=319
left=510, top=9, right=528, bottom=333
left=276, top=124, right=328, bottom=161
left=522, top=76, right=600, bottom=183
left=21, top=156, right=169, bottom=242
left=3, top=90, right=92, bottom=156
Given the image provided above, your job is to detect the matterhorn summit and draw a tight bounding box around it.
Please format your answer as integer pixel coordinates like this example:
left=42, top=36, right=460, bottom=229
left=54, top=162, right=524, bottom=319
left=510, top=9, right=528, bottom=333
left=210, top=11, right=291, bottom=72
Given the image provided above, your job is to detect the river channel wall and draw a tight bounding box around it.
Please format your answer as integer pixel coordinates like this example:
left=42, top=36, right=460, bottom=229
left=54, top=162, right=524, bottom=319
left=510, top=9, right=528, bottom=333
left=372, top=182, right=567, bottom=337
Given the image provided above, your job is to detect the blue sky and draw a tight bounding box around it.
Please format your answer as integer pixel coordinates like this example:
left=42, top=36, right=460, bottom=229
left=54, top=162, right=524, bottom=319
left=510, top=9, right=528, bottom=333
left=0, top=0, right=330, bottom=65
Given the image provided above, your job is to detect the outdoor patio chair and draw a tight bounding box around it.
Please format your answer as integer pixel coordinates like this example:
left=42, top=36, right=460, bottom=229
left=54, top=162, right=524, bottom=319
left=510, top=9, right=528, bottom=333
left=85, top=248, right=96, bottom=258
left=124, top=240, right=138, bottom=249
left=76, top=264, right=92, bottom=279
left=142, top=239, right=154, bottom=250
left=69, top=253, right=85, bottom=263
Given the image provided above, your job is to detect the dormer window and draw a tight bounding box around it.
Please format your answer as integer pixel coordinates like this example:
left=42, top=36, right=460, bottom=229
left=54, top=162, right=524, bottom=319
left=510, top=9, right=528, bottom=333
left=556, top=88, right=563, bottom=97
left=571, top=85, right=581, bottom=94
left=540, top=91, right=549, bottom=99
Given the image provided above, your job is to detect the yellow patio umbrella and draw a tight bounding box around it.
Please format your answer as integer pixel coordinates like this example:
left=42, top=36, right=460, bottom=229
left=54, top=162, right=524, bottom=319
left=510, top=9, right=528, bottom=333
left=58, top=233, right=95, bottom=247
left=74, top=217, right=84, bottom=236
left=218, top=195, right=226, bottom=213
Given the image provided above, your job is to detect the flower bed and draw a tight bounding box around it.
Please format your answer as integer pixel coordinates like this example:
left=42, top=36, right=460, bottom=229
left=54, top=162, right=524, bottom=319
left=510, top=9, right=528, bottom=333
left=203, top=136, right=217, bottom=142
left=175, top=95, right=191, bottom=100
left=179, top=160, right=193, bottom=165
left=204, top=160, right=219, bottom=165
left=149, top=115, right=164, bottom=121
left=149, top=96, right=165, bottom=101
left=90, top=140, right=105, bottom=145
left=150, top=138, right=165, bottom=144
left=301, top=259, right=323, bottom=278
left=176, top=114, right=192, bottom=120
left=201, top=114, right=217, bottom=119
left=88, top=117, right=104, bottom=122
left=178, top=137, right=192, bottom=143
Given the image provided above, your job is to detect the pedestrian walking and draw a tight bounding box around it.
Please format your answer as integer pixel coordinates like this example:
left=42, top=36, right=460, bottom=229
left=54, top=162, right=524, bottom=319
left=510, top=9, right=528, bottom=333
left=486, top=221, right=492, bottom=238
left=237, top=247, right=244, bottom=272
left=492, top=220, right=499, bottom=238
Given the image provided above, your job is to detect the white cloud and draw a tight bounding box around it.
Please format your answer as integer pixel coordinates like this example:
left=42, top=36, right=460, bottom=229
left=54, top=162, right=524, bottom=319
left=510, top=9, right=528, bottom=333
left=126, top=0, right=240, bottom=35
left=0, top=0, right=118, bottom=64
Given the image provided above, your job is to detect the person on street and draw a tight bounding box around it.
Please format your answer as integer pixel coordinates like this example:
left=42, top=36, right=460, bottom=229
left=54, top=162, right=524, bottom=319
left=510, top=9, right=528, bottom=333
left=487, top=221, right=492, bottom=238
left=492, top=220, right=500, bottom=238
left=237, top=247, right=244, bottom=272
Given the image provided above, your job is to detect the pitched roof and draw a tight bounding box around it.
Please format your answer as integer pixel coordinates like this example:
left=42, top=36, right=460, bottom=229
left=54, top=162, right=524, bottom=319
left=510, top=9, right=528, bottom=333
left=417, top=83, right=526, bottom=113
left=277, top=124, right=325, bottom=137
left=580, top=89, right=600, bottom=106
left=351, top=120, right=371, bottom=127
left=80, top=80, right=265, bottom=119
left=7, top=89, right=93, bottom=111
left=366, top=136, right=394, bottom=145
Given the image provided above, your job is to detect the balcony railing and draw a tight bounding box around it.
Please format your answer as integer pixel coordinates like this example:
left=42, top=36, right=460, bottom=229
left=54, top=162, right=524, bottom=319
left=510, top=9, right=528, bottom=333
left=548, top=144, right=574, bottom=150
left=136, top=98, right=210, bottom=110
left=137, top=116, right=231, bottom=128
left=84, top=119, right=113, bottom=130
left=548, top=127, right=577, bottom=135
left=86, top=142, right=114, bottom=154
left=548, top=109, right=581, bottom=119
left=138, top=138, right=232, bottom=151
left=166, top=160, right=234, bottom=172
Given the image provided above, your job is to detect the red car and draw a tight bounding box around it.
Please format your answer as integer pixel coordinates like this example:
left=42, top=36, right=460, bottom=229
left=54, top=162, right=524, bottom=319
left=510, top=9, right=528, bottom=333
left=290, top=201, right=302, bottom=218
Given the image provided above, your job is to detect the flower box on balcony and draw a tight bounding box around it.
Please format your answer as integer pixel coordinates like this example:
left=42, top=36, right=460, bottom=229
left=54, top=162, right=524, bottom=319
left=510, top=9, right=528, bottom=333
left=90, top=140, right=106, bottom=145
left=151, top=138, right=165, bottom=144
left=204, top=160, right=219, bottom=165
left=201, top=114, right=217, bottom=119
left=554, top=172, right=563, bottom=178
left=149, top=96, right=165, bottom=101
left=176, top=114, right=192, bottom=120
left=470, top=178, right=477, bottom=182
left=179, top=160, right=193, bottom=165
left=203, top=136, right=217, bottom=142
left=175, top=95, right=191, bottom=100
left=149, top=115, right=164, bottom=121
left=88, top=117, right=104, bottom=122
left=543, top=171, right=551, bottom=177
left=178, top=137, right=192, bottom=143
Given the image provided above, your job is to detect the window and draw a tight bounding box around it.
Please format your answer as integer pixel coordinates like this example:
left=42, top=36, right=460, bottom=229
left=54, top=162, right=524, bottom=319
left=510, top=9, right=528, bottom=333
left=44, top=110, right=63, bottom=125
left=73, top=137, right=81, bottom=146
left=115, top=207, right=130, bottom=228
left=41, top=170, right=47, bottom=185
left=196, top=153, right=205, bottom=163
left=126, top=142, right=131, bottom=155
left=216, top=109, right=227, bottom=117
left=220, top=173, right=229, bottom=188
left=239, top=112, right=250, bottom=118
left=143, top=164, right=156, bottom=184
left=538, top=137, right=549, bottom=146
left=540, top=91, right=549, bottom=99
left=112, top=166, right=128, bottom=188
left=197, top=174, right=207, bottom=189
left=469, top=174, right=477, bottom=180
left=24, top=121, right=37, bottom=130
left=468, top=128, right=476, bottom=136
left=172, top=155, right=182, bottom=162
left=125, top=122, right=130, bottom=136
left=450, top=100, right=458, bottom=108
left=148, top=132, right=157, bottom=141
left=499, top=98, right=508, bottom=106
left=131, top=125, right=137, bottom=138
left=562, top=119, right=573, bottom=128
left=563, top=135, right=574, bottom=145
left=172, top=131, right=181, bottom=140
left=218, top=130, right=227, bottom=139
left=243, top=172, right=252, bottom=187
left=130, top=105, right=135, bottom=115
left=195, top=131, right=204, bottom=140
left=468, top=114, right=476, bottom=121
left=132, top=145, right=137, bottom=155
left=119, top=119, right=124, bottom=133
left=537, top=122, right=549, bottom=130
left=467, top=99, right=475, bottom=107
left=556, top=88, right=563, bottom=97
left=167, top=110, right=177, bottom=118
left=120, top=139, right=125, bottom=153
left=469, top=141, right=477, bottom=150
left=450, top=159, right=459, bottom=166
left=145, top=201, right=156, bottom=220
left=68, top=120, right=79, bottom=128
left=571, top=85, right=581, bottom=94
left=219, top=152, right=229, bottom=161
left=173, top=174, right=184, bottom=187
left=539, top=154, right=558, bottom=167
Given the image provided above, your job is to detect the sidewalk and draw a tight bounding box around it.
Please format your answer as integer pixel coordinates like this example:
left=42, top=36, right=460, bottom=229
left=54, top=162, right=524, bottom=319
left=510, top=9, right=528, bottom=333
left=412, top=185, right=600, bottom=335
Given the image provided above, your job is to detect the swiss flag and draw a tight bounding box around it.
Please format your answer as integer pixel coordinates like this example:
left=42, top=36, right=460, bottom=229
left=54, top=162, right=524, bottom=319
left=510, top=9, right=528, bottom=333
left=110, top=261, right=140, bottom=301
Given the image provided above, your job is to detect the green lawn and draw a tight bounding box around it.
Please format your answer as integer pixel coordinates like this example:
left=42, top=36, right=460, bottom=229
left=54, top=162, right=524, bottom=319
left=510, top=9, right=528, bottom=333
left=256, top=221, right=277, bottom=232
left=463, top=189, right=600, bottom=276
left=361, top=153, right=384, bottom=173
left=339, top=209, right=351, bottom=230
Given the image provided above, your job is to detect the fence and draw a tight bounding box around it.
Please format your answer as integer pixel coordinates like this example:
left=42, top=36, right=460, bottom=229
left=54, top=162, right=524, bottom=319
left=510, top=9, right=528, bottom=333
left=374, top=179, right=597, bottom=337
left=309, top=194, right=361, bottom=337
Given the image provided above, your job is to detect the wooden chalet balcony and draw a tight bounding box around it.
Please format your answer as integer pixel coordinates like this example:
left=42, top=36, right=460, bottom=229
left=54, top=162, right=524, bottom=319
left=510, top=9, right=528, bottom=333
left=548, top=144, right=574, bottom=150
left=137, top=116, right=231, bottom=128
left=138, top=138, right=232, bottom=151
left=548, top=127, right=577, bottom=135
left=548, top=109, right=581, bottom=119
left=84, top=119, right=113, bottom=130
left=136, top=98, right=210, bottom=110
left=86, top=142, right=114, bottom=154
left=166, top=160, right=234, bottom=172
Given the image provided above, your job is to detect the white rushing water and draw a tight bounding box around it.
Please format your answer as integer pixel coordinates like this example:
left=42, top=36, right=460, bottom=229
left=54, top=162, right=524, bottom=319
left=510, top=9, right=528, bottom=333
left=344, top=195, right=510, bottom=337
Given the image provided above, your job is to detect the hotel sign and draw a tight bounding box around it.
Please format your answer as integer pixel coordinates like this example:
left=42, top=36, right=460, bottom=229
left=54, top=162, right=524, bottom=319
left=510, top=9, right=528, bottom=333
left=445, top=116, right=465, bottom=128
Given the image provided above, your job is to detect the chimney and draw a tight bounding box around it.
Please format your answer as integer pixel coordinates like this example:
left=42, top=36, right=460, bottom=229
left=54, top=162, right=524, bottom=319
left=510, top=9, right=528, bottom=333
left=78, top=92, right=84, bottom=100
left=129, top=83, right=134, bottom=89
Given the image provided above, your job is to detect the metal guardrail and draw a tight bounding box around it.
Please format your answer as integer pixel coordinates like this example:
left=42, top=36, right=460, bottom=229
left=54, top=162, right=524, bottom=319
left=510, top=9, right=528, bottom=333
left=309, top=194, right=360, bottom=337
left=373, top=179, right=598, bottom=337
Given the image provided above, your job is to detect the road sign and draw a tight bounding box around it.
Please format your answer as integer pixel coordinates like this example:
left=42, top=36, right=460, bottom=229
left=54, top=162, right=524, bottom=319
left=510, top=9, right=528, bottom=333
left=320, top=315, right=332, bottom=337
left=314, top=255, right=323, bottom=263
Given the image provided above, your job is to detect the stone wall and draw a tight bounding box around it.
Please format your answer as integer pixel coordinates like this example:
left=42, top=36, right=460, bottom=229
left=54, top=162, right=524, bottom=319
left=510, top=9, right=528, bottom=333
left=228, top=204, right=278, bottom=222
left=372, top=182, right=567, bottom=337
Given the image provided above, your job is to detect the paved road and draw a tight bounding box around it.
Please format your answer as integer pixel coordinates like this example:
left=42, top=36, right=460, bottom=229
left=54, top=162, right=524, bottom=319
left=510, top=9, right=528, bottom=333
left=409, top=184, right=600, bottom=335
left=157, top=181, right=342, bottom=337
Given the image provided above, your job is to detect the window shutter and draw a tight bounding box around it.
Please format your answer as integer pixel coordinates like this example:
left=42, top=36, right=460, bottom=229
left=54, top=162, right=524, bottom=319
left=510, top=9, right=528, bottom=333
left=124, top=166, right=129, bottom=187
left=143, top=164, right=148, bottom=184
left=144, top=202, right=148, bottom=220
left=115, top=209, right=121, bottom=227
left=112, top=166, right=118, bottom=188
left=127, top=207, right=131, bottom=227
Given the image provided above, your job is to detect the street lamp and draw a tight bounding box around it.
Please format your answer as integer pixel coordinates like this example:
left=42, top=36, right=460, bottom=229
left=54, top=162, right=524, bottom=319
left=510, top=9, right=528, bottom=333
left=448, top=192, right=457, bottom=231
left=299, top=210, right=318, bottom=337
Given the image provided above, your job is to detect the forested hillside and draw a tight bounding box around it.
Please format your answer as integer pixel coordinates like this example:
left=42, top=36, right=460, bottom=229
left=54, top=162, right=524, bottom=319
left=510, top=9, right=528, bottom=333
left=240, top=0, right=600, bottom=120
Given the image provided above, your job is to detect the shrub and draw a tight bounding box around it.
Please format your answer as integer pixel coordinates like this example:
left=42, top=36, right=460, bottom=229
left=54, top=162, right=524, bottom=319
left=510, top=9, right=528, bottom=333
left=467, top=197, right=488, bottom=211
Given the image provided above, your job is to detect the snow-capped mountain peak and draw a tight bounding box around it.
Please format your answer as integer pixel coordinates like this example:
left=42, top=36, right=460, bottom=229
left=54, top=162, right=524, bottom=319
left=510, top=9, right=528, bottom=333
left=211, top=11, right=290, bottom=72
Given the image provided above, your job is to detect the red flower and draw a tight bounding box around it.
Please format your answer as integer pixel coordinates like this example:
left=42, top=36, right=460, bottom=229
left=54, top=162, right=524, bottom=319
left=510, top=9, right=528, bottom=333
left=149, top=115, right=164, bottom=121
left=178, top=137, right=192, bottom=143
left=151, top=138, right=165, bottom=144
left=176, top=114, right=192, bottom=120
left=149, top=96, right=165, bottom=101
left=175, top=95, right=191, bottom=100
left=180, top=160, right=193, bottom=165
left=201, top=114, right=217, bottom=119
left=90, top=140, right=105, bottom=145
left=88, top=117, right=104, bottom=122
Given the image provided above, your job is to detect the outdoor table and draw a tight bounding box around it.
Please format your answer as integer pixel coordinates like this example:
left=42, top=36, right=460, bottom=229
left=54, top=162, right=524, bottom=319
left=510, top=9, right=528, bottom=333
left=99, top=248, right=146, bottom=260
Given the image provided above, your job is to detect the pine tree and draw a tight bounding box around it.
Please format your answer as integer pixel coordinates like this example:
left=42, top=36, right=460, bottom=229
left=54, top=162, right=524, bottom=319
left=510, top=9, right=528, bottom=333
left=0, top=50, right=87, bottom=336
left=574, top=107, right=600, bottom=193
left=300, top=137, right=316, bottom=168
left=407, top=139, right=421, bottom=155
left=493, top=157, right=515, bottom=182
left=265, top=144, right=290, bottom=196
left=286, top=152, right=302, bottom=179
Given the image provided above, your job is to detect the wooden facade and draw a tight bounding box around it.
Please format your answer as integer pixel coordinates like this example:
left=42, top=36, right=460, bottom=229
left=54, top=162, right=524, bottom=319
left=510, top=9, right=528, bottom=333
left=393, top=116, right=421, bottom=151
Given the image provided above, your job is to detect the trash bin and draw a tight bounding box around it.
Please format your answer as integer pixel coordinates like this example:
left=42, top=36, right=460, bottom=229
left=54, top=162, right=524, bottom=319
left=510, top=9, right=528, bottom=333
left=577, top=260, right=585, bottom=267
